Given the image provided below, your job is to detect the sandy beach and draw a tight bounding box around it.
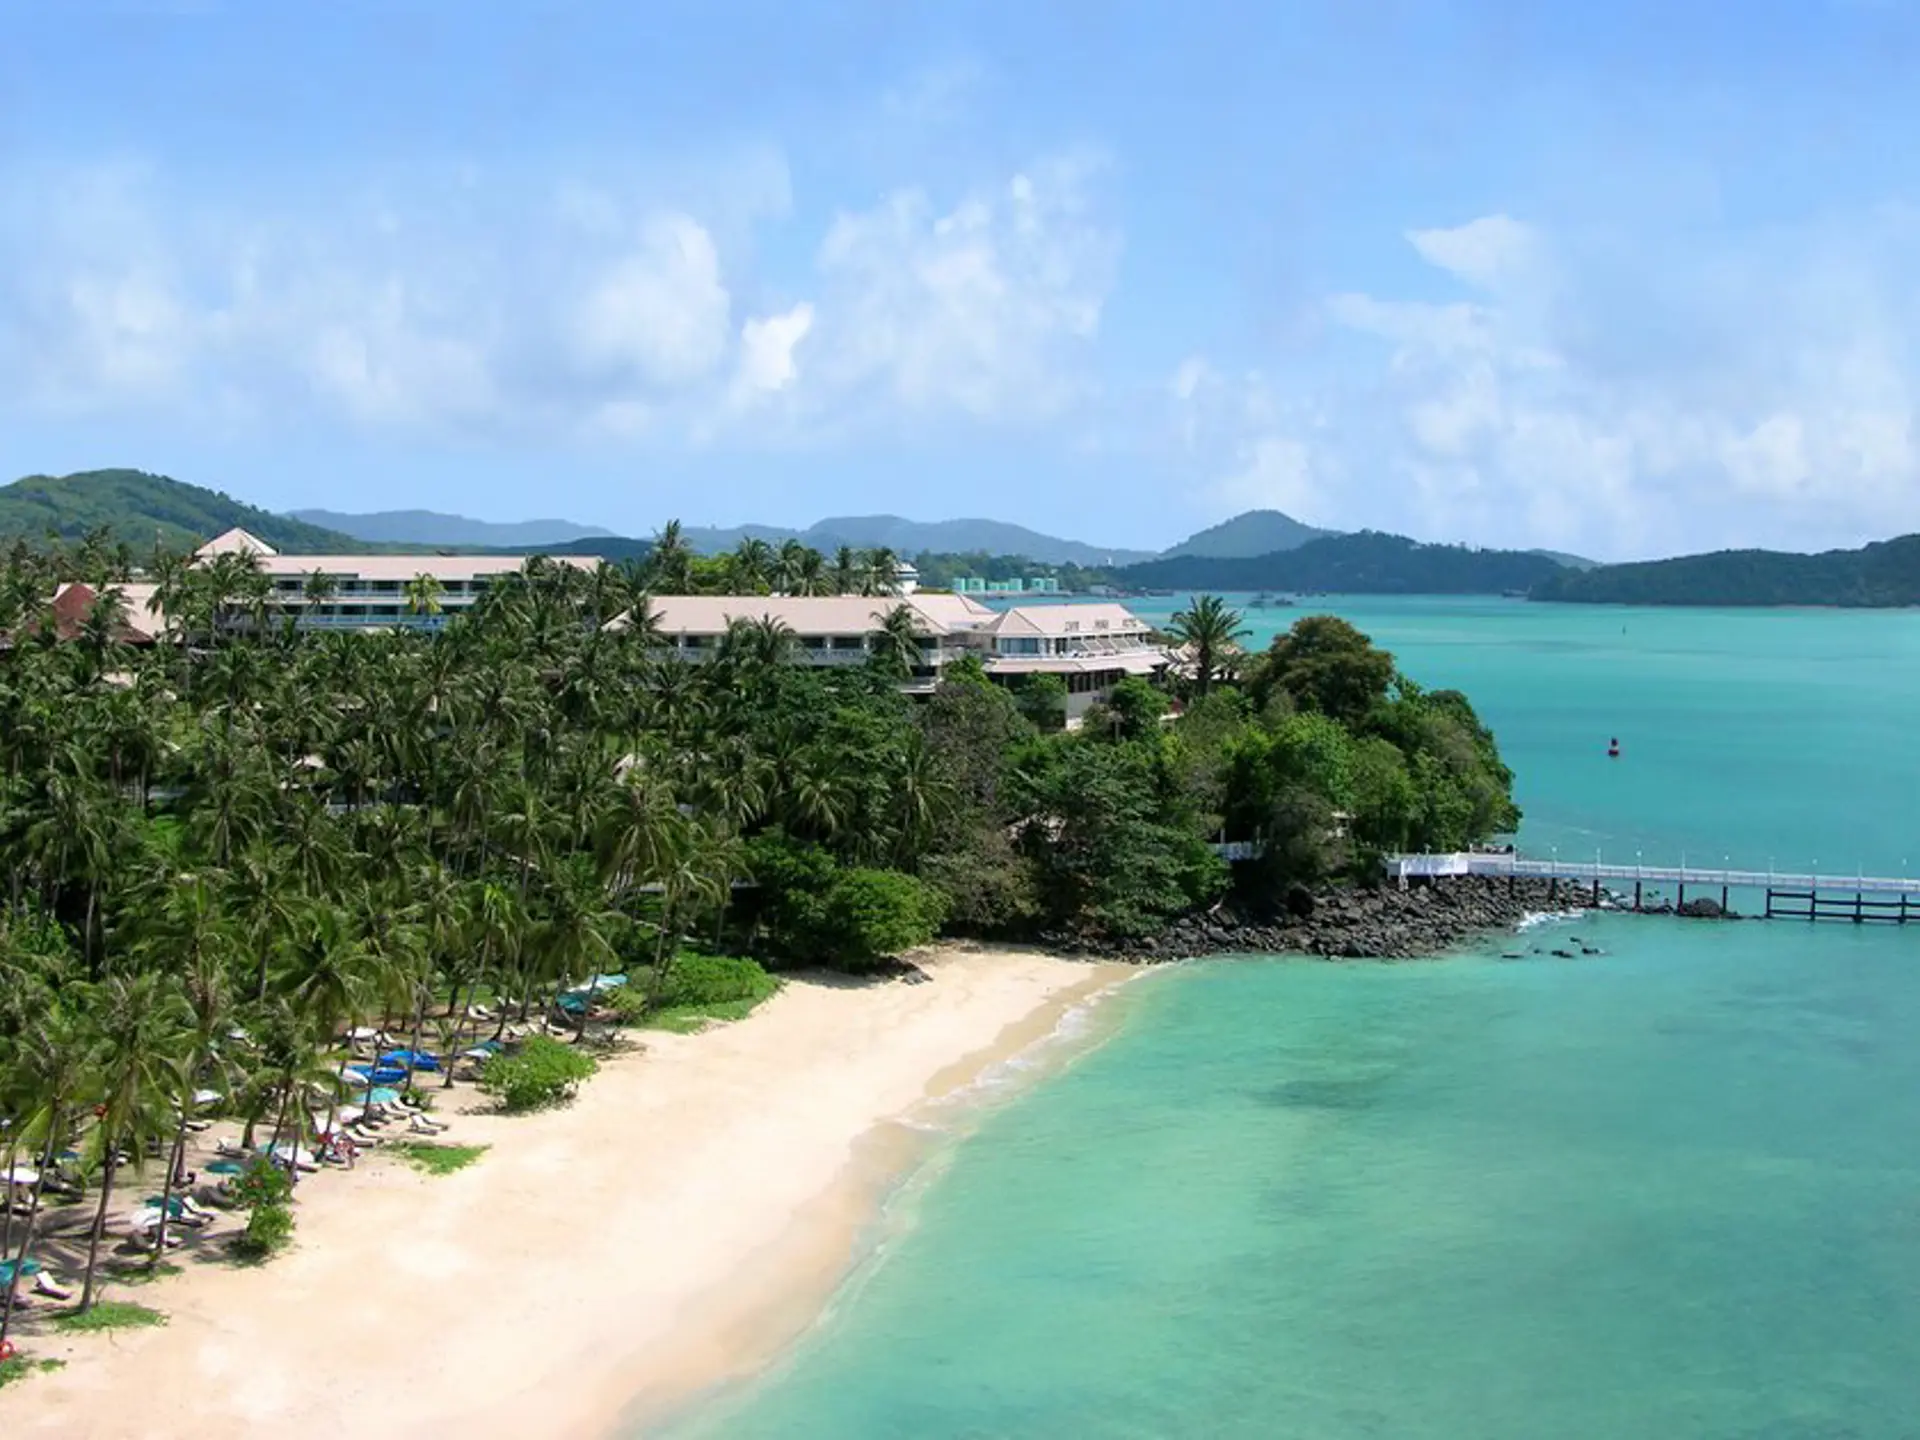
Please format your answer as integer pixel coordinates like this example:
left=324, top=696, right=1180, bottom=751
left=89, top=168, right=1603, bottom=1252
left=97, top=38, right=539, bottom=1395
left=5, top=948, right=1132, bottom=1439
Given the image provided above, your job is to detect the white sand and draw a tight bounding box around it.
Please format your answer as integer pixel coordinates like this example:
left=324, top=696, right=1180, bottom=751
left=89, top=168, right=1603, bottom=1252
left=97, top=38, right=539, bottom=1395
left=9, top=948, right=1132, bottom=1438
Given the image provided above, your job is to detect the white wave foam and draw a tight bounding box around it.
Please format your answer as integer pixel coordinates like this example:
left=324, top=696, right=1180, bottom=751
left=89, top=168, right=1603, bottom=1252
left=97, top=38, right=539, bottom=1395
left=1515, top=909, right=1586, bottom=932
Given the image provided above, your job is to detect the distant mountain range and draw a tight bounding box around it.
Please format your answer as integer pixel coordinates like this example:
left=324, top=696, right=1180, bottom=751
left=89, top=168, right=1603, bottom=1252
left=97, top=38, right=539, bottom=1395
left=1532, top=535, right=1920, bottom=606
left=290, top=508, right=614, bottom=549
left=8, top=469, right=1912, bottom=606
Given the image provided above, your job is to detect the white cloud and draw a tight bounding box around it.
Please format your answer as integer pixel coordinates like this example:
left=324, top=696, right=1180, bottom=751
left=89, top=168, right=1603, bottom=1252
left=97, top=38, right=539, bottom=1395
left=570, top=214, right=731, bottom=388
left=0, top=150, right=1117, bottom=454
left=1213, top=435, right=1322, bottom=517
left=1405, top=214, right=1541, bottom=293
left=734, top=302, right=815, bottom=398
left=808, top=157, right=1119, bottom=420
left=1265, top=211, right=1920, bottom=555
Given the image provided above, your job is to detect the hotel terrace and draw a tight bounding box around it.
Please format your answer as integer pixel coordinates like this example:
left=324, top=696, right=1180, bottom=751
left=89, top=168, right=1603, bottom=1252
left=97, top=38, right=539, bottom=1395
left=613, top=593, right=1171, bottom=721
left=192, top=528, right=601, bottom=629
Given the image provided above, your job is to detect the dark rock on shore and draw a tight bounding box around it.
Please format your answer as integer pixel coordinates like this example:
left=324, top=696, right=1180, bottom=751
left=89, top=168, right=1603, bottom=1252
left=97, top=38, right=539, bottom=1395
left=1055, top=875, right=1603, bottom=963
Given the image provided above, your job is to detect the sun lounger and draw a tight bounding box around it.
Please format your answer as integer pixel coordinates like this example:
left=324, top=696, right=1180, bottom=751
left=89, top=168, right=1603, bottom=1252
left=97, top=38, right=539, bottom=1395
left=407, top=1112, right=449, bottom=1135
left=34, top=1272, right=74, bottom=1301
left=215, top=1138, right=254, bottom=1159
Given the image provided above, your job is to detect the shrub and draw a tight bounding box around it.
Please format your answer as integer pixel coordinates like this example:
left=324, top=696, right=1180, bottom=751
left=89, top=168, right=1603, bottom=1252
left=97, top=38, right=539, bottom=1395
left=822, top=868, right=947, bottom=971
left=651, top=953, right=776, bottom=1009
left=478, top=1034, right=598, bottom=1112
left=229, top=1157, right=292, bottom=1210
left=231, top=1200, right=294, bottom=1261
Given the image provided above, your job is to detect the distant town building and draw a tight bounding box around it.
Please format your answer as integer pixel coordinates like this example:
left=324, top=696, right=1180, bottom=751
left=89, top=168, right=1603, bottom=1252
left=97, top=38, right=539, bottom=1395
left=952, top=576, right=1062, bottom=596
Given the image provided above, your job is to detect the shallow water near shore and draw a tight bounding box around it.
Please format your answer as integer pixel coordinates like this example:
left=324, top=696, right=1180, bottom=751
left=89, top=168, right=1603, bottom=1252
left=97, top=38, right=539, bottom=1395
left=658, top=598, right=1920, bottom=1439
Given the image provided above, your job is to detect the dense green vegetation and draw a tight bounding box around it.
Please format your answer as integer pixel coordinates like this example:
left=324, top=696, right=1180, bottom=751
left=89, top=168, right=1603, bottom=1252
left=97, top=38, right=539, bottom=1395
left=1531, top=534, right=1920, bottom=606
left=0, top=528, right=1517, bottom=1359
left=0, top=470, right=362, bottom=553
left=1118, top=531, right=1567, bottom=594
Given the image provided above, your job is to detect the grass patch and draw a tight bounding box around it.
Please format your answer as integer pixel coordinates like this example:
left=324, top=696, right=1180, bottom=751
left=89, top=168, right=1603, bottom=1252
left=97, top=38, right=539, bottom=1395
left=0, top=1356, right=66, bottom=1389
left=638, top=995, right=773, bottom=1033
left=394, top=1141, right=489, bottom=1176
left=610, top=955, right=780, bottom=1034
left=51, top=1300, right=167, bottom=1334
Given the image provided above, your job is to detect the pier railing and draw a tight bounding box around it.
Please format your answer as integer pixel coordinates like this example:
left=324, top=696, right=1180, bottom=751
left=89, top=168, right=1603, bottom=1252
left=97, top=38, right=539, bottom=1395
left=1383, top=851, right=1920, bottom=923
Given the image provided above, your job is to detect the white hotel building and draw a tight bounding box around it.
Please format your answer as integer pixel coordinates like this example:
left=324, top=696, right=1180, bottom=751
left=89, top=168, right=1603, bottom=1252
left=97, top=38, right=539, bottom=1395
left=627, top=594, right=1170, bottom=723
left=194, top=528, right=600, bottom=629
left=189, top=529, right=1168, bottom=721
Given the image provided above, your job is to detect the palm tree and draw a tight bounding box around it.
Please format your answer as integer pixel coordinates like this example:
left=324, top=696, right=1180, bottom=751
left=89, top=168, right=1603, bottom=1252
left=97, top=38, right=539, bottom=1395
left=830, top=546, right=861, bottom=596
left=404, top=573, right=445, bottom=625
left=730, top=538, right=774, bottom=594
left=79, top=972, right=192, bottom=1309
left=301, top=568, right=338, bottom=630
left=867, top=603, right=925, bottom=683
left=136, top=876, right=239, bottom=1266
left=646, top=520, right=694, bottom=594
left=1167, top=593, right=1249, bottom=699
left=0, top=1004, right=90, bottom=1346
left=772, top=539, right=809, bottom=595
left=859, top=547, right=901, bottom=597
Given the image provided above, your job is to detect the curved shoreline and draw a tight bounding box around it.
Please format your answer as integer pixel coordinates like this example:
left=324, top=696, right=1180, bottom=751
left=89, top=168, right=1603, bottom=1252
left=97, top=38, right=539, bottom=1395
left=7, top=948, right=1138, bottom=1440
left=615, top=958, right=1144, bottom=1437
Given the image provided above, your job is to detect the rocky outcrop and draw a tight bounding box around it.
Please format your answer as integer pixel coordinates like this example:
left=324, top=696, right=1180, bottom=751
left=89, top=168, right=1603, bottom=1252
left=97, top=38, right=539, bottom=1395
left=1055, top=876, right=1607, bottom=963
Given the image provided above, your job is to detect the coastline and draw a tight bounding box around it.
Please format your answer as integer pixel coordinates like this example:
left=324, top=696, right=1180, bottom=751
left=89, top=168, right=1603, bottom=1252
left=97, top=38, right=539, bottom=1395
left=8, top=947, right=1137, bottom=1440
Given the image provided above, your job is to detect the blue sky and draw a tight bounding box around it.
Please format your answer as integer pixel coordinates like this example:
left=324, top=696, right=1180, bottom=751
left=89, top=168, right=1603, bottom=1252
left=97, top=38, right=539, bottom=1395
left=4, top=0, right=1919, bottom=559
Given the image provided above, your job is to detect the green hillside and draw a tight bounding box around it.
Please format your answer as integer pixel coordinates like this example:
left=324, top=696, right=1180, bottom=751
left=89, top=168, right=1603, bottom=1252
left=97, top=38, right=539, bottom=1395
left=1531, top=535, right=1920, bottom=606
left=0, top=469, right=363, bottom=552
left=1121, top=531, right=1566, bottom=594
left=1161, top=509, right=1333, bottom=558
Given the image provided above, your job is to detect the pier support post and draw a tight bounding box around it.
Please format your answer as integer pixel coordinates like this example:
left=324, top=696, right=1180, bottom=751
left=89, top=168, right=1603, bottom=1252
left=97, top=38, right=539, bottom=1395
left=1634, top=880, right=1643, bottom=912
left=1855, top=892, right=1864, bottom=924
left=1592, top=878, right=1601, bottom=908
left=1721, top=884, right=1729, bottom=912
left=1764, top=888, right=1774, bottom=920
left=1677, top=881, right=1687, bottom=909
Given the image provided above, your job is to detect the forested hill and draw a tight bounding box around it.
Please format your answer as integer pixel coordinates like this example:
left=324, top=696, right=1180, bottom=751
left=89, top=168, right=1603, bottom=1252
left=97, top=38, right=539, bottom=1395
left=1119, top=531, right=1567, bottom=594
left=0, top=469, right=363, bottom=552
left=1531, top=535, right=1920, bottom=606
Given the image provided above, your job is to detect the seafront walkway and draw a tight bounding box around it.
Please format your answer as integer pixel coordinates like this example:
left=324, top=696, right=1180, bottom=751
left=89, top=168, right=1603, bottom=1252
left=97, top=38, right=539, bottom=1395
left=1386, top=851, right=1920, bottom=922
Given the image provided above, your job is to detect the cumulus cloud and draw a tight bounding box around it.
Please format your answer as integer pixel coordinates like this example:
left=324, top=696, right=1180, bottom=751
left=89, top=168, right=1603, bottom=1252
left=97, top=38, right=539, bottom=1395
left=734, top=303, right=815, bottom=399
left=1179, top=210, right=1920, bottom=557
left=0, top=150, right=1117, bottom=453
left=570, top=215, right=732, bottom=388
left=807, top=158, right=1119, bottom=420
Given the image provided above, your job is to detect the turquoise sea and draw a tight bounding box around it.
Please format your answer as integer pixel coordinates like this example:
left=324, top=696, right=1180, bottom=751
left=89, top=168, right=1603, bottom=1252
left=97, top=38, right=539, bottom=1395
left=664, top=598, right=1920, bottom=1439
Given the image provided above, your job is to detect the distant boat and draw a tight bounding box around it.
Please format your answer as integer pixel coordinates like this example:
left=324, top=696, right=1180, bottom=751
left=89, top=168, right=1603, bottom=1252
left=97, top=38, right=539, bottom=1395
left=1607, top=737, right=1621, bottom=758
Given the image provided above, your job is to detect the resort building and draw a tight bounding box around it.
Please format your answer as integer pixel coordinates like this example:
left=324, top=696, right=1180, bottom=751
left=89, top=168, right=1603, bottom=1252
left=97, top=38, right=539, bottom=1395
left=192, top=528, right=601, bottom=630
left=611, top=592, right=1169, bottom=719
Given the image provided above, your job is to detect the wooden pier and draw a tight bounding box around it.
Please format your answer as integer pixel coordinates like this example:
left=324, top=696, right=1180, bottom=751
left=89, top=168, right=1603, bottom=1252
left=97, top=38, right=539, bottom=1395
left=1385, top=852, right=1920, bottom=925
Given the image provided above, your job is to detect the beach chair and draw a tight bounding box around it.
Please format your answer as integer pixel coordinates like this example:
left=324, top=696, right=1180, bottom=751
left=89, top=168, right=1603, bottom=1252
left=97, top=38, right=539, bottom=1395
left=33, top=1271, right=74, bottom=1302
left=215, top=1137, right=254, bottom=1159
left=407, top=1112, right=449, bottom=1136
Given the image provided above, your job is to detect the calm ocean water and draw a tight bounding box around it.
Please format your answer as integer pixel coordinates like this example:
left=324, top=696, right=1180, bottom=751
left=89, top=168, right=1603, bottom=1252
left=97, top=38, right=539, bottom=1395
left=663, top=598, right=1920, bottom=1439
